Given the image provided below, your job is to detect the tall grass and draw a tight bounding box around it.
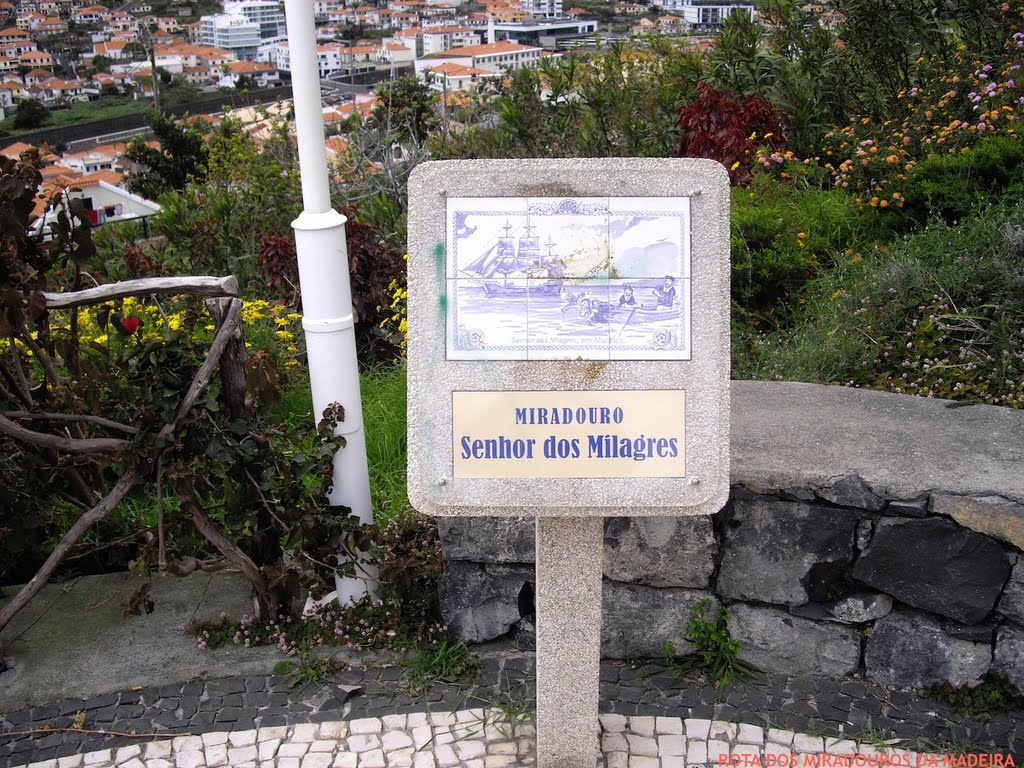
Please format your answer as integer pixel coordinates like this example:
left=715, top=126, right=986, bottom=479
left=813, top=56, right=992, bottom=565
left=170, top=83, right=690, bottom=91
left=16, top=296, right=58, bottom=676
left=272, top=362, right=410, bottom=522
left=359, top=362, right=410, bottom=523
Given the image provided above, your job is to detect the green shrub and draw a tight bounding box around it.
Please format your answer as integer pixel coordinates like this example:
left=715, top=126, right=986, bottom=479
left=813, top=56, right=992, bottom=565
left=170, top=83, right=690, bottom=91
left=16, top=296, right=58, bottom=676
left=734, top=209, right=1024, bottom=408
left=731, top=178, right=869, bottom=316
left=893, top=136, right=1024, bottom=229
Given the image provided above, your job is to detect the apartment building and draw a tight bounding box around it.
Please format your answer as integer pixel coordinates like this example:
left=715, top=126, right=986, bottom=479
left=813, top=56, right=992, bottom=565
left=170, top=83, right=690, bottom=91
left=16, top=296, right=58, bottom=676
left=414, top=39, right=542, bottom=82
left=521, top=0, right=562, bottom=19
left=272, top=40, right=375, bottom=77
left=200, top=0, right=285, bottom=59
left=421, top=25, right=483, bottom=55
left=651, top=0, right=754, bottom=28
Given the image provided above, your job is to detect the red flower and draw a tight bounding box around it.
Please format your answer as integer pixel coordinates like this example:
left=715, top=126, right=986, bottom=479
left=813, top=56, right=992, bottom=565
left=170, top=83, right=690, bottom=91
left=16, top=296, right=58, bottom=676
left=122, top=316, right=140, bottom=334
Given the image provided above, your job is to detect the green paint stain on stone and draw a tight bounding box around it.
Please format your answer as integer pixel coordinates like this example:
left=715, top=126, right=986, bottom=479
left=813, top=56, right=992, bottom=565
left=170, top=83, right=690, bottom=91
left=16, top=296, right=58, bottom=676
left=435, top=243, right=447, bottom=316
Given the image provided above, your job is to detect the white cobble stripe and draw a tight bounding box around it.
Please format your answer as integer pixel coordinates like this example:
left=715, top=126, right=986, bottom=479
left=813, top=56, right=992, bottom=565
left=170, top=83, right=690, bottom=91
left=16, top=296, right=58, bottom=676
left=10, top=710, right=958, bottom=768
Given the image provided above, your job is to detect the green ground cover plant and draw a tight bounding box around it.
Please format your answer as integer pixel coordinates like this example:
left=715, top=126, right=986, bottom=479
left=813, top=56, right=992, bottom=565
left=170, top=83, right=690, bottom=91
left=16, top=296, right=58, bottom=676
left=926, top=675, right=1024, bottom=721
left=663, top=599, right=758, bottom=688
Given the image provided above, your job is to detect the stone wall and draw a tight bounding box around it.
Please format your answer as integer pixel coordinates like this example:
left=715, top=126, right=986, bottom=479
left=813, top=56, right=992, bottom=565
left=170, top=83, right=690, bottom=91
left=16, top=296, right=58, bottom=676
left=435, top=382, right=1024, bottom=691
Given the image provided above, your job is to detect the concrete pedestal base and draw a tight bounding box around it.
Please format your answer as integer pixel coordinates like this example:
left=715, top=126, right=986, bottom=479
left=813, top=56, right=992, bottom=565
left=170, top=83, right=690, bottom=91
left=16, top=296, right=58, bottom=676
left=535, top=517, right=604, bottom=767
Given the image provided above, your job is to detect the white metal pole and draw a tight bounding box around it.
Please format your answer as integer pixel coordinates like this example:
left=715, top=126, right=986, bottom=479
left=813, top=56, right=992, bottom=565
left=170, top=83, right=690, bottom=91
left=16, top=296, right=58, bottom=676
left=283, top=0, right=376, bottom=603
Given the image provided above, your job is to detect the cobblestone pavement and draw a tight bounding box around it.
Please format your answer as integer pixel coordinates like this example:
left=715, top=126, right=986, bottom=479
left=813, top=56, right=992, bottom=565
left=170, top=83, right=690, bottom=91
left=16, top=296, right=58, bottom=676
left=3, top=712, right=961, bottom=768
left=1, top=656, right=1020, bottom=767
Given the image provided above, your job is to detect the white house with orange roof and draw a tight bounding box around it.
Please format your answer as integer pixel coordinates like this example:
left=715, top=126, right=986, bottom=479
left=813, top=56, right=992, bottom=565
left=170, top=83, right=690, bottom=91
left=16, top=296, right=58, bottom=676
left=0, top=80, right=19, bottom=115
left=72, top=4, right=111, bottom=24
left=422, top=4, right=458, bottom=19
left=92, top=39, right=130, bottom=59
left=155, top=17, right=184, bottom=33
left=414, top=40, right=542, bottom=77
left=91, top=70, right=131, bottom=89
left=195, top=45, right=237, bottom=69
left=22, top=67, right=52, bottom=85
left=389, top=11, right=421, bottom=29
left=60, top=142, right=129, bottom=174
left=220, top=58, right=278, bottom=88
left=34, top=76, right=89, bottom=103
left=383, top=27, right=423, bottom=56
left=0, top=27, right=33, bottom=45
left=19, top=48, right=53, bottom=69
left=105, top=12, right=138, bottom=33
left=376, top=42, right=415, bottom=66
left=32, top=173, right=162, bottom=234
left=0, top=78, right=26, bottom=98
left=422, top=60, right=499, bottom=93
left=32, top=16, right=68, bottom=35
left=316, top=25, right=344, bottom=42
left=355, top=5, right=383, bottom=24
left=0, top=54, right=17, bottom=74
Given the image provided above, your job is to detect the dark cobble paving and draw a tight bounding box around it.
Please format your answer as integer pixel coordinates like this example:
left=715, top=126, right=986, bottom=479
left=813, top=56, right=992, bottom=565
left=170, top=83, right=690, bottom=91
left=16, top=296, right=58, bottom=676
left=0, top=656, right=1020, bottom=767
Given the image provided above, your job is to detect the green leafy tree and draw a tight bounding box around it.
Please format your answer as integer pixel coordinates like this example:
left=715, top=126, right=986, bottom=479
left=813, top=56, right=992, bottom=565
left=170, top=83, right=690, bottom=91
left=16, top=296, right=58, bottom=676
left=122, top=40, right=148, bottom=60
left=12, top=99, right=50, bottom=130
left=159, top=74, right=199, bottom=108
left=435, top=41, right=704, bottom=160
left=371, top=74, right=440, bottom=145
left=152, top=112, right=301, bottom=286
left=124, top=111, right=209, bottom=200
left=831, top=0, right=979, bottom=114
left=88, top=54, right=112, bottom=75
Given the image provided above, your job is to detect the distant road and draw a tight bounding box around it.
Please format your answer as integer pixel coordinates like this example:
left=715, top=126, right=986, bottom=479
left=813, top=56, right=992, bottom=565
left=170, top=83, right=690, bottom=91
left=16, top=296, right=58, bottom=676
left=9, top=66, right=410, bottom=151
left=10, top=84, right=294, bottom=150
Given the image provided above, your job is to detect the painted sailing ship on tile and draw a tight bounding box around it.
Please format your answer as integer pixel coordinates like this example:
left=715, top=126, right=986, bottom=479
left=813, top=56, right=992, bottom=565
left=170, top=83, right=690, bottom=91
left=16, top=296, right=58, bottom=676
left=459, top=220, right=563, bottom=296
left=446, top=197, right=691, bottom=361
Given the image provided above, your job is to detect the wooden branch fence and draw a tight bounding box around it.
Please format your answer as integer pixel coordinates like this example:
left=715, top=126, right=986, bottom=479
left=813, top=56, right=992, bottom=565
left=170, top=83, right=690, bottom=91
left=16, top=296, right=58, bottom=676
left=0, top=276, right=274, bottom=645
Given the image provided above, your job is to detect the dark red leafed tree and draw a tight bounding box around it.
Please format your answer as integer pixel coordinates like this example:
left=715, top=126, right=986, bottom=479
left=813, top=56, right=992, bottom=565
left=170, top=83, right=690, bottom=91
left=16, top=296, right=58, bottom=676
left=677, top=82, right=785, bottom=185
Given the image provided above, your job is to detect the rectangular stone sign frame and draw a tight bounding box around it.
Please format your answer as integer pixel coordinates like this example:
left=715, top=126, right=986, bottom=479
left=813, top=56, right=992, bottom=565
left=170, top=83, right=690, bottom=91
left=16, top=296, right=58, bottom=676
left=408, top=159, right=731, bottom=768
left=407, top=158, right=731, bottom=519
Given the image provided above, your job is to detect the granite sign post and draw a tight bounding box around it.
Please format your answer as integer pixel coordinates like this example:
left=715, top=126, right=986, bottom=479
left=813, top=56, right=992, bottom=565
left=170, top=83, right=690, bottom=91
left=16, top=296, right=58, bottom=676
left=407, top=159, right=730, bottom=767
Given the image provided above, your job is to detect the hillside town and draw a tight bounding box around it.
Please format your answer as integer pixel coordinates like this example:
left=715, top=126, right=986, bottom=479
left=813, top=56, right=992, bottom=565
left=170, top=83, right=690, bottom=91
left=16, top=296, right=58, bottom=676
left=1, top=0, right=846, bottom=229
